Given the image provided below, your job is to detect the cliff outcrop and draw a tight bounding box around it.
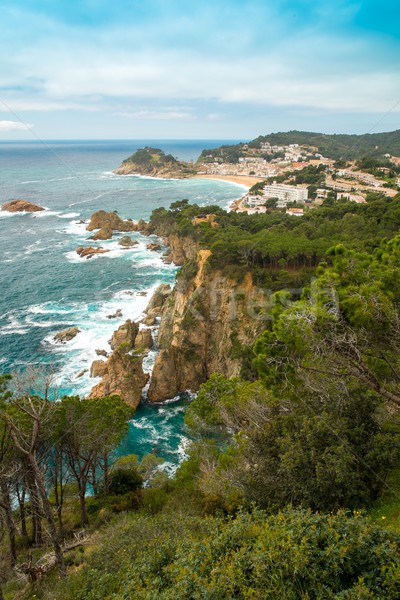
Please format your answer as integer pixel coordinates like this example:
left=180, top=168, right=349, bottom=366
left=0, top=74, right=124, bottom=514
left=147, top=248, right=265, bottom=402
left=89, top=319, right=148, bottom=409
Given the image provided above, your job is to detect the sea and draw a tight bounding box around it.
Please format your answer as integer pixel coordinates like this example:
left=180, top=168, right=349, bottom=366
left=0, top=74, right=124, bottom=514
left=0, top=139, right=245, bottom=472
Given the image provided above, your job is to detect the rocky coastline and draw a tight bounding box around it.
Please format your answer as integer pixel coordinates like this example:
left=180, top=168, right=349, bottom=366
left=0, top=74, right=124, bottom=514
left=84, top=209, right=264, bottom=409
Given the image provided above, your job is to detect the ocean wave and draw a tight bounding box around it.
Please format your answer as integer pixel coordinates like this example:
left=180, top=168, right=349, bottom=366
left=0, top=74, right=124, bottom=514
left=57, top=212, right=81, bottom=219
left=0, top=316, right=29, bottom=336
left=28, top=301, right=79, bottom=315
left=42, top=283, right=160, bottom=397
left=31, top=210, right=61, bottom=218
left=62, top=220, right=89, bottom=236
left=0, top=210, right=28, bottom=218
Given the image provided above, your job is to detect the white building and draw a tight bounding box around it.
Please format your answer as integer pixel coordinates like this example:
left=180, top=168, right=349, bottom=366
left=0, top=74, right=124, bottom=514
left=263, top=183, right=308, bottom=207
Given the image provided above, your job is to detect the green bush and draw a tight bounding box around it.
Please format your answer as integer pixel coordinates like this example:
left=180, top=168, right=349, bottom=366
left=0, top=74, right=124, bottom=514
left=47, top=508, right=400, bottom=599
left=109, top=468, right=143, bottom=495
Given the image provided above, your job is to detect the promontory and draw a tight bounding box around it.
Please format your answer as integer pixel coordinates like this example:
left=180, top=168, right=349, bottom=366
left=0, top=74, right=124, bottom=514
left=113, top=147, right=197, bottom=178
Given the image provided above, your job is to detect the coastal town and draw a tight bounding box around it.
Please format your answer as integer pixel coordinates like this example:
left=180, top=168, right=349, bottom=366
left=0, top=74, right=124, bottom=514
left=196, top=140, right=400, bottom=215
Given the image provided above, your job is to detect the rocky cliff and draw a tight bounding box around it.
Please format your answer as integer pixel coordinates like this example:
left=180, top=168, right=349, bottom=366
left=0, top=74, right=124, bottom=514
left=88, top=285, right=172, bottom=409
left=147, top=247, right=265, bottom=402
left=89, top=320, right=148, bottom=409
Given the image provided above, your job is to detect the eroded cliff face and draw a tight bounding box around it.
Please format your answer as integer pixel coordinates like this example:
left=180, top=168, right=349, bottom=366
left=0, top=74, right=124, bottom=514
left=162, top=234, right=198, bottom=266
left=147, top=249, right=265, bottom=402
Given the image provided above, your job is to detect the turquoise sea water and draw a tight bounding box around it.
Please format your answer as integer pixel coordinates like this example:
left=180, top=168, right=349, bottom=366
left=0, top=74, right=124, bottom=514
left=0, top=140, right=245, bottom=471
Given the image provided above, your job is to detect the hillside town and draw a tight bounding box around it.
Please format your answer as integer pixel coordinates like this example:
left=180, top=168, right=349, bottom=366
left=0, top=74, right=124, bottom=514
left=197, top=142, right=400, bottom=214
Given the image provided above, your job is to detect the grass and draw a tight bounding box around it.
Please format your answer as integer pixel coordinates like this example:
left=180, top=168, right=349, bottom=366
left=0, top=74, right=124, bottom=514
left=369, top=466, right=400, bottom=534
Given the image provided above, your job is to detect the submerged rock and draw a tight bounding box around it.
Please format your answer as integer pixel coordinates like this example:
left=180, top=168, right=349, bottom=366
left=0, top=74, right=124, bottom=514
left=76, top=368, right=88, bottom=378
left=76, top=246, right=109, bottom=259
left=95, top=349, right=108, bottom=357
left=107, top=309, right=123, bottom=319
left=146, top=242, right=162, bottom=252
left=2, top=199, right=45, bottom=212
left=119, top=235, right=138, bottom=248
left=54, top=326, right=80, bottom=343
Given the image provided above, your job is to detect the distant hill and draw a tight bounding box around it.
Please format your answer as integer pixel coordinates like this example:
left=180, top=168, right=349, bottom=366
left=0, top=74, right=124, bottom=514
left=199, top=130, right=400, bottom=162
left=114, top=147, right=197, bottom=178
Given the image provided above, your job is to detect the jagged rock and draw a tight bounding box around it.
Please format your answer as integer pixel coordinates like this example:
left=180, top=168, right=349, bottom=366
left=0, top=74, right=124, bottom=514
left=137, top=219, right=148, bottom=232
left=90, top=360, right=108, bottom=378
left=95, top=349, right=108, bottom=357
left=134, top=329, right=153, bottom=352
left=107, top=309, right=123, bottom=319
left=110, top=319, right=139, bottom=351
left=89, top=320, right=147, bottom=409
left=86, top=210, right=135, bottom=232
left=146, top=242, right=162, bottom=252
left=54, top=326, right=80, bottom=343
left=76, top=369, right=88, bottom=378
left=2, top=199, right=45, bottom=212
left=89, top=348, right=149, bottom=409
left=142, top=315, right=156, bottom=326
left=76, top=246, right=109, bottom=259
left=137, top=291, right=147, bottom=296
left=147, top=350, right=179, bottom=402
left=89, top=227, right=113, bottom=240
left=119, top=236, right=138, bottom=248
left=145, top=284, right=171, bottom=313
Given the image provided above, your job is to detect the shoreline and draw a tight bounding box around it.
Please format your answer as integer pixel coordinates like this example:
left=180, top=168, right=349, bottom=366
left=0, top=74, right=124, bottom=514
left=193, top=173, right=264, bottom=212
left=193, top=173, right=265, bottom=188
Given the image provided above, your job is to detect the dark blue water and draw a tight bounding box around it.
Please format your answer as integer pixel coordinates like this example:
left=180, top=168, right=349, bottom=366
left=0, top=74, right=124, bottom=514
left=0, top=140, right=245, bottom=470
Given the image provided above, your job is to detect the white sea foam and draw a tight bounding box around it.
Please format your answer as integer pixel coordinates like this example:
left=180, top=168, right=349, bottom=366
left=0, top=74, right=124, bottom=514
left=31, top=210, right=61, bottom=218
left=0, top=316, right=29, bottom=336
left=28, top=302, right=79, bottom=315
left=57, top=212, right=80, bottom=219
left=44, top=281, right=162, bottom=396
left=62, top=220, right=88, bottom=236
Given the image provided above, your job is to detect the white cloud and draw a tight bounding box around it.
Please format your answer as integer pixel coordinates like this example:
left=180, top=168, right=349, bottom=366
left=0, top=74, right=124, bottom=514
left=115, top=109, right=194, bottom=120
left=0, top=4, right=399, bottom=122
left=0, top=120, right=34, bottom=131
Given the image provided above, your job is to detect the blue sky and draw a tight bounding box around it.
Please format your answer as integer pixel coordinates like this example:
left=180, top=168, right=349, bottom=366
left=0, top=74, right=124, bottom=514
left=0, top=0, right=399, bottom=139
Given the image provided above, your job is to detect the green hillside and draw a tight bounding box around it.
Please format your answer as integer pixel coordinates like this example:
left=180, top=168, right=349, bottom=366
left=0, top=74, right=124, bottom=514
left=199, top=129, right=400, bottom=162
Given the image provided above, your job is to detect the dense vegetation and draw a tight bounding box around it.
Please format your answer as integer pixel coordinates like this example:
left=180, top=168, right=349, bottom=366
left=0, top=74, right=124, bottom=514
left=198, top=143, right=246, bottom=164
left=248, top=129, right=400, bottom=160
left=2, top=191, right=400, bottom=598
left=148, top=191, right=400, bottom=288
left=199, top=129, right=400, bottom=163
left=121, top=146, right=178, bottom=166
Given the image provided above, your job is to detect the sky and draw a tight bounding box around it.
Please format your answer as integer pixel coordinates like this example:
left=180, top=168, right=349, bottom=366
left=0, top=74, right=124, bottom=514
left=0, top=0, right=399, bottom=140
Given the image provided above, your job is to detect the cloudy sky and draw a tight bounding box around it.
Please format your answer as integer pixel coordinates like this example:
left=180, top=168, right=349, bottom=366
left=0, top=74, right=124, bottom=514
left=0, top=0, right=399, bottom=139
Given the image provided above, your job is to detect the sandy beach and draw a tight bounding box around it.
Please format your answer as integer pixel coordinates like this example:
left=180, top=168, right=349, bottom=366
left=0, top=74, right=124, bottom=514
left=194, top=174, right=265, bottom=188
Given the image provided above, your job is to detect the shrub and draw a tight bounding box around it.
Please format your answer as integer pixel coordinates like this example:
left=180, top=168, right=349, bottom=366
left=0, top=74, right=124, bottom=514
left=108, top=468, right=143, bottom=495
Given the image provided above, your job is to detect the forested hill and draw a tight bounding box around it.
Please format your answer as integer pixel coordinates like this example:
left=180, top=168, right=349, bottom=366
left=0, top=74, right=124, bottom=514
left=251, top=129, right=400, bottom=159
left=199, top=129, right=400, bottom=161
